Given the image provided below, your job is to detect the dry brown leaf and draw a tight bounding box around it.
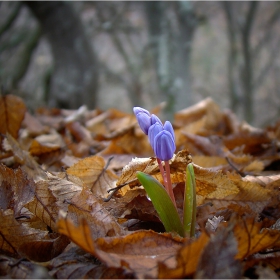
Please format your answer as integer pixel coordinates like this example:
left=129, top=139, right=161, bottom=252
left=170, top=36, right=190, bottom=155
left=4, top=134, right=47, bottom=181
left=157, top=232, right=210, bottom=278
left=100, top=128, right=153, bottom=157
left=223, top=127, right=271, bottom=155
left=22, top=111, right=47, bottom=136
left=0, top=164, right=34, bottom=216
left=67, top=155, right=118, bottom=198
left=0, top=94, right=26, bottom=139
left=57, top=213, right=184, bottom=278
left=173, top=97, right=225, bottom=134
left=0, top=254, right=50, bottom=279
left=116, top=150, right=192, bottom=189
left=234, top=218, right=280, bottom=260
left=192, top=155, right=228, bottom=168
left=103, top=188, right=158, bottom=223
left=195, top=225, right=242, bottom=279
left=0, top=208, right=68, bottom=261
left=29, top=139, right=64, bottom=167
left=67, top=188, right=124, bottom=238
left=49, top=246, right=134, bottom=279
left=193, top=164, right=240, bottom=205
left=25, top=173, right=82, bottom=231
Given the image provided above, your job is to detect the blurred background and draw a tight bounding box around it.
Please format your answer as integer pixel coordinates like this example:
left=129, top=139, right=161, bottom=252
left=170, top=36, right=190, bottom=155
left=1, top=1, right=280, bottom=127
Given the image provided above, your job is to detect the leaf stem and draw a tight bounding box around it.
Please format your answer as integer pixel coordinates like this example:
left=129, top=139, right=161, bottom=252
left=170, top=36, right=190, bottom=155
left=157, top=157, right=167, bottom=186
left=164, top=160, right=177, bottom=209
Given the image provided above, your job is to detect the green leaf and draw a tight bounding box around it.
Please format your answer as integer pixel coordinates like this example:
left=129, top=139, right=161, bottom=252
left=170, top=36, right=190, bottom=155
left=136, top=171, right=185, bottom=237
left=183, top=163, right=196, bottom=237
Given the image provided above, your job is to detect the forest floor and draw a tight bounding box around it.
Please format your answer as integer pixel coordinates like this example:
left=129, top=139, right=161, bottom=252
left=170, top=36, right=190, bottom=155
left=1, top=94, right=280, bottom=279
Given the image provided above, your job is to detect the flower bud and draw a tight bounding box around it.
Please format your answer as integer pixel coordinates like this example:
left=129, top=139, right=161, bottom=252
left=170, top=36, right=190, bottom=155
left=154, top=130, right=176, bottom=161
left=148, top=122, right=163, bottom=150
left=133, top=107, right=151, bottom=135
left=151, top=114, right=163, bottom=126
left=163, top=121, right=175, bottom=142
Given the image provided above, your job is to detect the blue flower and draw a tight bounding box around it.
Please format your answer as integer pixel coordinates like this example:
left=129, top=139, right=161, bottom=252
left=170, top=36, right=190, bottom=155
left=133, top=107, right=152, bottom=135
left=154, top=130, right=176, bottom=161
left=148, top=122, right=163, bottom=150
left=151, top=114, right=163, bottom=126
left=163, top=121, right=175, bottom=142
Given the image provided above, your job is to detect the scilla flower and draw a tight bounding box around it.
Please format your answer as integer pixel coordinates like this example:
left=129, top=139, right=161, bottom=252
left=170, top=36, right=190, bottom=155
left=154, top=130, right=176, bottom=161
left=133, top=106, right=177, bottom=206
left=133, top=107, right=152, bottom=135
left=148, top=122, right=163, bottom=150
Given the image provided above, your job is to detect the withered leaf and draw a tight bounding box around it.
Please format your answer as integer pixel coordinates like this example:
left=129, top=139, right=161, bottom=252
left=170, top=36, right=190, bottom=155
left=63, top=188, right=124, bottom=238
left=195, top=225, right=242, bottom=279
left=0, top=254, right=50, bottom=279
left=157, top=232, right=210, bottom=278
left=67, top=155, right=118, bottom=198
left=0, top=164, right=34, bottom=216
left=116, top=150, right=192, bottom=188
left=4, top=134, right=47, bottom=181
left=49, top=246, right=135, bottom=279
left=29, top=139, right=64, bottom=167
left=0, top=94, right=26, bottom=139
left=0, top=208, right=68, bottom=261
left=57, top=214, right=184, bottom=278
left=173, top=97, right=225, bottom=134
left=25, top=173, right=82, bottom=231
left=234, top=218, right=280, bottom=260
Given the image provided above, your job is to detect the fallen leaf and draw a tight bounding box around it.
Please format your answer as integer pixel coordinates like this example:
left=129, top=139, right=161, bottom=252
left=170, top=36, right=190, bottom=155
left=57, top=213, right=184, bottom=278
left=0, top=164, right=34, bottom=216
left=0, top=209, right=68, bottom=261
left=25, top=173, right=82, bottom=231
left=49, top=246, right=134, bottom=279
left=234, top=217, right=280, bottom=260
left=66, top=188, right=124, bottom=238
left=157, top=232, right=210, bottom=278
left=195, top=225, right=242, bottom=279
left=67, top=155, right=118, bottom=198
left=0, top=94, right=26, bottom=139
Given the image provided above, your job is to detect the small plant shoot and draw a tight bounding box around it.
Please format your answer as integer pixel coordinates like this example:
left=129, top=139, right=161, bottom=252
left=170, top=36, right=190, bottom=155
left=133, top=107, right=196, bottom=237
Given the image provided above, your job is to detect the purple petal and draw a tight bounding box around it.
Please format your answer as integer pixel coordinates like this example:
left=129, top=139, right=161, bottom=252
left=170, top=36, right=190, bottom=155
left=163, top=121, right=175, bottom=142
left=148, top=122, right=163, bottom=150
left=133, top=107, right=151, bottom=135
left=133, top=107, right=150, bottom=116
left=151, top=114, right=163, bottom=126
left=154, top=130, right=176, bottom=161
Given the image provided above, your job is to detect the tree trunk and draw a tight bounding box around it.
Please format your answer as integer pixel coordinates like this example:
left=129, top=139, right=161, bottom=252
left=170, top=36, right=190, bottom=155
left=25, top=1, right=98, bottom=109
left=173, top=1, right=197, bottom=113
left=145, top=1, right=197, bottom=120
left=240, top=1, right=258, bottom=123
left=222, top=2, right=240, bottom=112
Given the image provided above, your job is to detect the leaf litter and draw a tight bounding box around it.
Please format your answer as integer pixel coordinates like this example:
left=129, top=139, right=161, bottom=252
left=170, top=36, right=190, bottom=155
left=1, top=94, right=280, bottom=278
